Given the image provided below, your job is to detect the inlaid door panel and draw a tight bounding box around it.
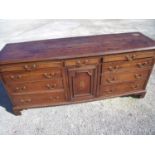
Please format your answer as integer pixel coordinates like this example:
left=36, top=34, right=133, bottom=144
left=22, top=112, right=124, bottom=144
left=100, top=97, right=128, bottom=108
left=68, top=66, right=98, bottom=101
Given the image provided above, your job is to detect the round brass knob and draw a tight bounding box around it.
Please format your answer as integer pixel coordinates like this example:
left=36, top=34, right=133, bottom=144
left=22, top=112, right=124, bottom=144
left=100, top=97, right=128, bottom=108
left=108, top=66, right=113, bottom=71
left=16, top=87, right=20, bottom=91
left=84, top=59, right=89, bottom=64
left=108, top=89, right=113, bottom=93
left=22, top=86, right=26, bottom=90
left=20, top=99, right=24, bottom=103
left=55, top=96, right=60, bottom=99
left=10, top=75, right=15, bottom=79
left=17, top=75, right=22, bottom=79
left=32, top=64, right=37, bottom=69
left=132, top=84, right=138, bottom=89
left=27, top=99, right=31, bottom=102
left=135, top=74, right=142, bottom=79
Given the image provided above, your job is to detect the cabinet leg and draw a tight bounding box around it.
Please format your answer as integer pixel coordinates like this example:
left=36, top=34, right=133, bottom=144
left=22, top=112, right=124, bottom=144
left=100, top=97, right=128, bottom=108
left=139, top=92, right=146, bottom=98
left=131, top=92, right=146, bottom=99
left=13, top=109, right=22, bottom=116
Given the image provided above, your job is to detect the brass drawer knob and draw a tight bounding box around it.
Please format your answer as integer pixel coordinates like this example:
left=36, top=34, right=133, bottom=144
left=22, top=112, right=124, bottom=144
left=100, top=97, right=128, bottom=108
left=24, top=64, right=37, bottom=71
left=20, top=99, right=31, bottom=103
left=17, top=75, right=22, bottom=79
left=107, top=89, right=113, bottom=93
left=132, top=84, right=139, bottom=89
left=76, top=60, right=81, bottom=66
left=135, top=74, right=142, bottom=79
left=108, top=65, right=120, bottom=71
left=50, top=96, right=60, bottom=100
left=55, top=96, right=60, bottom=99
left=137, top=62, right=148, bottom=68
left=125, top=54, right=136, bottom=61
left=16, top=87, right=20, bottom=91
left=43, top=73, right=58, bottom=79
left=15, top=86, right=26, bottom=92
left=84, top=59, right=89, bottom=64
left=10, top=75, right=22, bottom=80
left=126, top=55, right=132, bottom=61
left=107, top=77, right=117, bottom=83
left=76, top=59, right=89, bottom=66
left=46, top=84, right=57, bottom=89
left=10, top=75, right=15, bottom=79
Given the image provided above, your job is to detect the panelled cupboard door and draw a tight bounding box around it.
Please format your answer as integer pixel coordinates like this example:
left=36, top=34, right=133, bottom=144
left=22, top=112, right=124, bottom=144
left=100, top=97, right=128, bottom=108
left=67, top=66, right=98, bottom=101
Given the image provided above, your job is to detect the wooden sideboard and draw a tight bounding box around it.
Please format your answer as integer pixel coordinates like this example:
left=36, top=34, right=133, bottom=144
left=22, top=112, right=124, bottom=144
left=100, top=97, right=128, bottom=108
left=0, top=32, right=155, bottom=115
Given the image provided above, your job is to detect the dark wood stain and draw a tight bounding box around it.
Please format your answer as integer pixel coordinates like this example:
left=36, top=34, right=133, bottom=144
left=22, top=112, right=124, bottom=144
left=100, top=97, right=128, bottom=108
left=0, top=32, right=155, bottom=65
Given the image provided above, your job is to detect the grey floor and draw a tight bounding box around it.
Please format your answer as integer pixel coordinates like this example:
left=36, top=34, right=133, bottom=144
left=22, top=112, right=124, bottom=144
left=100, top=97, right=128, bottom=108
left=0, top=19, right=155, bottom=135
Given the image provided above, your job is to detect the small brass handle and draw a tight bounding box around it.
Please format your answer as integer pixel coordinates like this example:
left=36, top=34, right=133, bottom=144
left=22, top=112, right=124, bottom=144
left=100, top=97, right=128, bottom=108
left=108, top=65, right=120, bottom=71
left=55, top=96, right=60, bottom=99
left=135, top=74, right=142, bottom=79
left=76, top=59, right=89, bottom=66
left=10, top=75, right=22, bottom=80
left=50, top=96, right=60, bottom=100
left=24, top=64, right=37, bottom=71
left=16, top=87, right=19, bottom=91
left=15, top=86, right=26, bottom=92
left=132, top=54, right=136, bottom=59
left=106, top=89, right=113, bottom=93
left=76, top=60, right=81, bottom=66
left=126, top=55, right=133, bottom=61
left=107, top=77, right=117, bottom=83
left=108, top=66, right=113, bottom=71
left=125, top=54, right=136, bottom=61
left=43, top=73, right=56, bottom=79
left=46, top=84, right=57, bottom=89
left=10, top=75, right=15, bottom=79
left=23, top=86, right=26, bottom=90
left=17, top=75, right=22, bottom=79
left=84, top=59, right=89, bottom=64
left=137, top=62, right=148, bottom=68
left=20, top=99, right=31, bottom=103
left=132, top=84, right=139, bottom=89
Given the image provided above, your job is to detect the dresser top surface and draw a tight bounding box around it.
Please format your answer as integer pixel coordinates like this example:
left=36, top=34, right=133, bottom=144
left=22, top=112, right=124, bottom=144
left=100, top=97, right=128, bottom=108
left=0, top=32, right=155, bottom=65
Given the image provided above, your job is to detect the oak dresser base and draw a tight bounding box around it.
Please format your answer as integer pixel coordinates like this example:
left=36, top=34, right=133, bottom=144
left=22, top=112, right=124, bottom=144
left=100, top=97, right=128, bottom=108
left=0, top=32, right=155, bottom=115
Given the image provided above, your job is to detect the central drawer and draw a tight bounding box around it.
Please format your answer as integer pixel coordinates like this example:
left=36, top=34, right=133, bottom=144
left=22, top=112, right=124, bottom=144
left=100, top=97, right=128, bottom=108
left=65, top=57, right=100, bottom=67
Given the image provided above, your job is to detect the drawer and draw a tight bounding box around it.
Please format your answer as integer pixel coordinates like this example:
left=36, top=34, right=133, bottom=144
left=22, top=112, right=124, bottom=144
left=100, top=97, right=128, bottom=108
left=12, top=91, right=66, bottom=106
left=2, top=68, right=63, bottom=83
left=103, top=51, right=154, bottom=62
left=65, top=57, right=100, bottom=67
left=101, top=81, right=145, bottom=97
left=102, top=57, right=154, bottom=73
left=6, top=79, right=64, bottom=94
left=102, top=69, right=151, bottom=85
left=0, top=61, right=63, bottom=72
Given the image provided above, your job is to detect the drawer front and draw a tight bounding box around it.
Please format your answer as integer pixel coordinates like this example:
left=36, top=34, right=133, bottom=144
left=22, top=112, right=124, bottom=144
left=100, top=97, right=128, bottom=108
left=103, top=51, right=154, bottom=62
left=65, top=57, right=100, bottom=67
left=12, top=91, right=66, bottom=106
left=2, top=68, right=63, bottom=83
left=102, top=58, right=154, bottom=73
left=101, top=81, right=145, bottom=97
left=0, top=61, right=63, bottom=72
left=6, top=79, right=64, bottom=94
left=102, top=69, right=150, bottom=85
